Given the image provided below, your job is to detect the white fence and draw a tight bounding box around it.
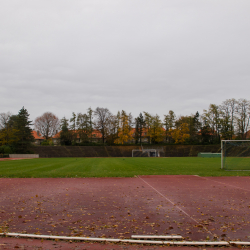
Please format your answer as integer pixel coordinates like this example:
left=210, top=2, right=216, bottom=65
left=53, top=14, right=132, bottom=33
left=9, top=154, right=39, bottom=158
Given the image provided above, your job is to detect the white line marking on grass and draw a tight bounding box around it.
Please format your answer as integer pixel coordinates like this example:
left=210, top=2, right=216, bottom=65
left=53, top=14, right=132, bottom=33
left=137, top=175, right=214, bottom=237
left=195, top=176, right=250, bottom=192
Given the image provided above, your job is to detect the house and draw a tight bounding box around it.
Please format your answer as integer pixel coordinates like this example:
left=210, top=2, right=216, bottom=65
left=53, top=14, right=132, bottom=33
left=51, top=131, right=61, bottom=145
left=32, top=129, right=103, bottom=145
left=244, top=130, right=250, bottom=139
left=32, top=131, right=45, bottom=145
left=51, top=129, right=103, bottom=145
left=130, top=127, right=166, bottom=143
left=32, top=127, right=167, bottom=145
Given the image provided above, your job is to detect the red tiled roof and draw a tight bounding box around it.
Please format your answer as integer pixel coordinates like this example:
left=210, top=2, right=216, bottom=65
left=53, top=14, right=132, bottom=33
left=53, top=132, right=61, bottom=139
left=245, top=130, right=250, bottom=139
left=131, top=127, right=165, bottom=134
left=32, top=131, right=45, bottom=140
left=51, top=130, right=103, bottom=139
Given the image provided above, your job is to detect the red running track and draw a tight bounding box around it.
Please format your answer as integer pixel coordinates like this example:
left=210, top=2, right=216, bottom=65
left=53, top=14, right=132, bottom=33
left=0, top=176, right=250, bottom=246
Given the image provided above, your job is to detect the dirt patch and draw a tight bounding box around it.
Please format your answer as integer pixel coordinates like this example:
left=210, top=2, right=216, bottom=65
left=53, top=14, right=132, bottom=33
left=0, top=158, right=29, bottom=161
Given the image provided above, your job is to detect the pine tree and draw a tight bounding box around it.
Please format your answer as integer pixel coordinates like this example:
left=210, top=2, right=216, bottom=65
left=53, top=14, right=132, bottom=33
left=135, top=113, right=145, bottom=144
left=13, top=107, right=34, bottom=153
left=60, top=117, right=72, bottom=145
left=70, top=112, right=77, bottom=144
left=87, top=107, right=94, bottom=142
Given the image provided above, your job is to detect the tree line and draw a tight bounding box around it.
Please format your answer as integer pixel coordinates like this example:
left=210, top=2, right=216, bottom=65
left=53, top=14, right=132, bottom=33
left=58, top=98, right=250, bottom=145
left=1, top=98, right=250, bottom=153
left=0, top=107, right=34, bottom=154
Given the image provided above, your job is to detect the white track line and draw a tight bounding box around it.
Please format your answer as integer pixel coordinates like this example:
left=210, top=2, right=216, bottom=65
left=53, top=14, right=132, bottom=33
left=137, top=175, right=214, bottom=236
left=131, top=235, right=183, bottom=239
left=195, top=176, right=250, bottom=192
left=0, top=233, right=232, bottom=246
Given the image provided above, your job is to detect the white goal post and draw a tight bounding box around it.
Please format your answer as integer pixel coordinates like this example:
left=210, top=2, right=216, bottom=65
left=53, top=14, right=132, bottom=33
left=221, top=140, right=250, bottom=170
left=132, top=149, right=159, bottom=157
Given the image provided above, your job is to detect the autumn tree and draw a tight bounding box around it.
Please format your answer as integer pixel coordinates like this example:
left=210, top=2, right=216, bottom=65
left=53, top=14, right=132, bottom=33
left=164, top=110, right=176, bottom=143
left=148, top=114, right=164, bottom=144
left=105, top=113, right=119, bottom=145
left=94, top=107, right=112, bottom=143
left=235, top=99, right=250, bottom=139
left=220, top=98, right=236, bottom=140
left=170, top=122, right=190, bottom=144
left=35, top=112, right=60, bottom=140
left=0, top=112, right=18, bottom=146
left=114, top=110, right=133, bottom=144
left=143, top=112, right=152, bottom=143
left=0, top=112, right=12, bottom=129
left=202, top=104, right=221, bottom=143
left=76, top=113, right=89, bottom=142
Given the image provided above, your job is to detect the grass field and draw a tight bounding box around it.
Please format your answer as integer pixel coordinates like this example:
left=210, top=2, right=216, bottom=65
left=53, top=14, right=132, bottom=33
left=1, top=157, right=250, bottom=178
left=223, top=157, right=250, bottom=170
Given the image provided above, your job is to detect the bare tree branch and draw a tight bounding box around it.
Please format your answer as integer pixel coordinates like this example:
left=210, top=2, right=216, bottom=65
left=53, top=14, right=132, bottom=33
left=94, top=107, right=112, bottom=143
left=34, top=112, right=60, bottom=140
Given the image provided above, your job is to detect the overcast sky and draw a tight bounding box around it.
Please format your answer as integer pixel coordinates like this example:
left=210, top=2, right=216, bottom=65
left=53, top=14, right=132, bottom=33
left=1, top=0, right=250, bottom=123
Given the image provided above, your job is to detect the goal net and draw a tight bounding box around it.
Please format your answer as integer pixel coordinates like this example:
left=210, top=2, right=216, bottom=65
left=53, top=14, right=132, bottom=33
left=132, top=149, right=159, bottom=157
left=221, top=140, right=250, bottom=170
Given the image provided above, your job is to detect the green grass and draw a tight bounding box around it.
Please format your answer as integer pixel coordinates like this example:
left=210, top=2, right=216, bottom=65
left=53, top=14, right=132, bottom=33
left=223, top=157, right=250, bottom=170
left=1, top=157, right=250, bottom=178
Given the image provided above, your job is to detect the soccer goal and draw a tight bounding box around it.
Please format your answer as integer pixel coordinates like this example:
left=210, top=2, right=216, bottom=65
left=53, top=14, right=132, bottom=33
left=132, top=149, right=159, bottom=157
left=221, top=140, right=250, bottom=170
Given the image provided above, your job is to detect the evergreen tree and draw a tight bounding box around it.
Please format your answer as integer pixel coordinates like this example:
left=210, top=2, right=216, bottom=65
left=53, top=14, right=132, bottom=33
left=13, top=107, right=34, bottom=153
left=60, top=117, right=72, bottom=145
left=87, top=107, right=94, bottom=142
left=70, top=112, right=77, bottom=144
left=189, top=112, right=201, bottom=144
left=143, top=112, right=152, bottom=144
left=135, top=113, right=145, bottom=144
left=76, top=108, right=94, bottom=143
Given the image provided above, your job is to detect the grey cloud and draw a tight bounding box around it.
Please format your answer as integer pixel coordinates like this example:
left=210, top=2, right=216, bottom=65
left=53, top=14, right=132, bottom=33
left=0, top=0, right=250, bottom=122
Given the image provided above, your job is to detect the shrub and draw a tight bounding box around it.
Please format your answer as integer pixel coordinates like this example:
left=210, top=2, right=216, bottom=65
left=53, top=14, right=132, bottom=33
left=0, top=154, right=9, bottom=158
left=41, top=140, right=54, bottom=146
left=0, top=145, right=13, bottom=154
